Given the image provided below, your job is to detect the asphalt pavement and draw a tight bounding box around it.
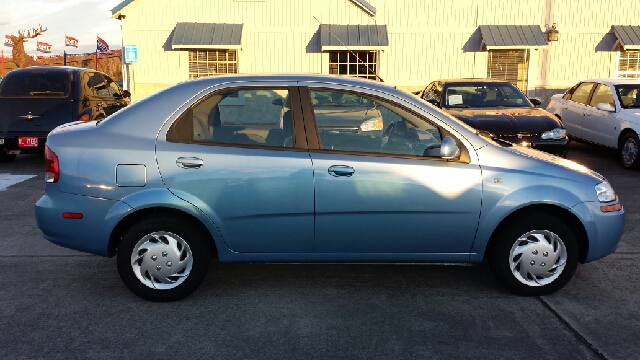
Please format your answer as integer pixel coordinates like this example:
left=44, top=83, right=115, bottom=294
left=0, top=142, right=638, bottom=360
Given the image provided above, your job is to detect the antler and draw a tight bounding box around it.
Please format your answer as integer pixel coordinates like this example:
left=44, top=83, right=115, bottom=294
left=18, top=24, right=48, bottom=39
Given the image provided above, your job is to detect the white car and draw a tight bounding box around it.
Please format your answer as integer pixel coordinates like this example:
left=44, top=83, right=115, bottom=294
left=547, top=79, right=640, bottom=169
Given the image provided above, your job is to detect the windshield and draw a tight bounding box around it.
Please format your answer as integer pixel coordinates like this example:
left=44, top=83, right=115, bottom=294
left=615, top=85, right=640, bottom=109
left=442, top=82, right=531, bottom=108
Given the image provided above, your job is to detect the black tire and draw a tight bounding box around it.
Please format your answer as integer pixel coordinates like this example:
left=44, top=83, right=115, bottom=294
left=619, top=132, right=640, bottom=169
left=0, top=152, right=17, bottom=163
left=489, top=212, right=578, bottom=296
left=117, top=214, right=212, bottom=302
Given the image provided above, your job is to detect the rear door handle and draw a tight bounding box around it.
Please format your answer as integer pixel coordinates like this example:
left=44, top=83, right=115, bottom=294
left=176, top=157, right=203, bottom=169
left=328, top=165, right=355, bottom=177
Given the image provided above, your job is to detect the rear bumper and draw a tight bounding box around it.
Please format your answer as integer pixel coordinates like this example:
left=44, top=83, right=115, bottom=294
left=35, top=184, right=132, bottom=256
left=0, top=132, right=49, bottom=153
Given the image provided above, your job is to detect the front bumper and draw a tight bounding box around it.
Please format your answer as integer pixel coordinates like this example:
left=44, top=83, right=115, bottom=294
left=571, top=200, right=625, bottom=263
left=501, top=136, right=570, bottom=157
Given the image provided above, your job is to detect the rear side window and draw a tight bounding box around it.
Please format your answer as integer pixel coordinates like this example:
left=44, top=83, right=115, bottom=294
left=0, top=70, right=70, bottom=97
left=570, top=82, right=595, bottom=105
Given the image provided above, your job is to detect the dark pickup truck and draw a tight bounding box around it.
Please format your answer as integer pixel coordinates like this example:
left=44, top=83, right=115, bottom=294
left=0, top=66, right=130, bottom=162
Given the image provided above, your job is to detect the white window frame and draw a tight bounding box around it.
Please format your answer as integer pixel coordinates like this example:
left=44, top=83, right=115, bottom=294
left=188, top=49, right=239, bottom=79
left=616, top=50, right=640, bottom=78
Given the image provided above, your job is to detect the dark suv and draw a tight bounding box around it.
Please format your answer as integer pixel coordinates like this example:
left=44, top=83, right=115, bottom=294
left=0, top=66, right=130, bottom=162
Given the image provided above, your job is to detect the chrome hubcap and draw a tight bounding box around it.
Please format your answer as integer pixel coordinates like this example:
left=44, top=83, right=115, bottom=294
left=621, top=138, right=638, bottom=166
left=509, top=230, right=567, bottom=286
left=130, top=231, right=193, bottom=290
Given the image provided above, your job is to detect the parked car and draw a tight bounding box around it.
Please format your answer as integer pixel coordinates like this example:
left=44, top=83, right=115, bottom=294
left=36, top=74, right=624, bottom=302
left=546, top=79, right=640, bottom=169
left=416, top=79, right=569, bottom=157
left=0, top=66, right=130, bottom=162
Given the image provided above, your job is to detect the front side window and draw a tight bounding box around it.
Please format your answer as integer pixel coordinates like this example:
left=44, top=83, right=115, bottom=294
left=487, top=49, right=530, bottom=91
left=589, top=84, right=615, bottom=108
left=615, top=84, right=640, bottom=109
left=188, top=49, right=238, bottom=79
left=617, top=50, right=640, bottom=79
left=328, top=51, right=377, bottom=80
left=168, top=88, right=293, bottom=147
left=571, top=82, right=595, bottom=105
left=310, top=89, right=443, bottom=157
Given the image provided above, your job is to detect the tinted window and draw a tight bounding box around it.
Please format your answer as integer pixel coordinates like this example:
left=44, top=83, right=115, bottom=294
left=442, top=82, right=530, bottom=108
left=615, top=84, right=640, bottom=109
left=589, top=84, right=615, bottom=108
left=570, top=82, right=595, bottom=105
left=310, top=89, right=442, bottom=156
left=421, top=82, right=442, bottom=102
left=0, top=70, right=70, bottom=97
left=168, top=88, right=293, bottom=147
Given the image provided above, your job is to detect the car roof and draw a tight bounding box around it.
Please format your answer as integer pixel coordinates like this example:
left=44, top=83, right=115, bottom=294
left=433, top=78, right=513, bottom=84
left=8, top=66, right=89, bottom=74
left=582, top=78, right=640, bottom=86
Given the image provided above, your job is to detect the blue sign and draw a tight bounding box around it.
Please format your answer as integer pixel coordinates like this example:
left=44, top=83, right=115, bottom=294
left=124, top=44, right=138, bottom=63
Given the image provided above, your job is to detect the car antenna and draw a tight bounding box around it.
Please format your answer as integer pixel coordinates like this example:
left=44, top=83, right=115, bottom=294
left=313, top=16, right=385, bottom=83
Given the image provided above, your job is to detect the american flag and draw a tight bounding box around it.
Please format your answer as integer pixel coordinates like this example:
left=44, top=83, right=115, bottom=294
left=65, top=35, right=78, bottom=48
left=96, top=36, right=109, bottom=53
left=4, top=35, right=13, bottom=47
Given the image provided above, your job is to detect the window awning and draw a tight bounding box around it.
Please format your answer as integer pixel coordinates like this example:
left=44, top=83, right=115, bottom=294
left=612, top=25, right=640, bottom=51
left=479, top=25, right=548, bottom=50
left=171, top=22, right=243, bottom=50
left=319, top=24, right=389, bottom=51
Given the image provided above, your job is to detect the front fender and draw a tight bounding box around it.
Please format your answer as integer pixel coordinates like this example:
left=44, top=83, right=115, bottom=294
left=470, top=183, right=585, bottom=262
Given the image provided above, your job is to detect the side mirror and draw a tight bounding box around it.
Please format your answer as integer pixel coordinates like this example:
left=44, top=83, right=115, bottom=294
left=122, top=90, right=131, bottom=98
left=440, top=136, right=460, bottom=160
left=271, top=98, right=284, bottom=106
left=529, top=98, right=542, bottom=107
left=596, top=103, right=615, bottom=112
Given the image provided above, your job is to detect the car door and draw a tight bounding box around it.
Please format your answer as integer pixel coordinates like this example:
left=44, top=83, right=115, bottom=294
left=581, top=83, right=619, bottom=147
left=562, top=82, right=596, bottom=140
left=302, top=87, right=482, bottom=256
left=156, top=85, right=315, bottom=253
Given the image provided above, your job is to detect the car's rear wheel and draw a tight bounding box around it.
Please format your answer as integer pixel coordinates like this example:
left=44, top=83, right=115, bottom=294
left=0, top=152, right=17, bottom=163
left=619, top=132, right=640, bottom=169
left=489, top=212, right=578, bottom=296
left=117, top=215, right=211, bottom=302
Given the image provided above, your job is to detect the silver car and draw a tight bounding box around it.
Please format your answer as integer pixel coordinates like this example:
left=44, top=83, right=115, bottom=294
left=35, top=74, right=625, bottom=301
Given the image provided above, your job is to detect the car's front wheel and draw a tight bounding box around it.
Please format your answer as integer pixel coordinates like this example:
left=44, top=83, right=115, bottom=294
left=117, top=215, right=212, bottom=302
left=489, top=212, right=578, bottom=296
left=619, top=132, right=639, bottom=169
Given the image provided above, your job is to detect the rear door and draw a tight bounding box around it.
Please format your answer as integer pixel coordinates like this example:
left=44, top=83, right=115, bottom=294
left=562, top=82, right=596, bottom=139
left=156, top=84, right=316, bottom=253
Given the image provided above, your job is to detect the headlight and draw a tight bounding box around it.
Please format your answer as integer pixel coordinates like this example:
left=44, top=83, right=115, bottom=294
left=360, top=118, right=383, bottom=132
left=595, top=182, right=616, bottom=202
left=541, top=128, right=567, bottom=140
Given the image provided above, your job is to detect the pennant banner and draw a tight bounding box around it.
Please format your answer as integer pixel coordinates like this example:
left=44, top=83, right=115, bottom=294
left=65, top=35, right=78, bottom=48
left=4, top=35, right=13, bottom=47
left=37, top=41, right=52, bottom=53
left=96, top=36, right=109, bottom=53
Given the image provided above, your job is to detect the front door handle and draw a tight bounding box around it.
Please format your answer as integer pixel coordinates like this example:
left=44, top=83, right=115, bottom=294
left=562, top=106, right=568, bottom=110
left=176, top=157, right=203, bottom=169
left=328, top=165, right=355, bottom=177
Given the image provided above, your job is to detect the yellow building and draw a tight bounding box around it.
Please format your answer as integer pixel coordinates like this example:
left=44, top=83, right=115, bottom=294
left=111, top=0, right=640, bottom=102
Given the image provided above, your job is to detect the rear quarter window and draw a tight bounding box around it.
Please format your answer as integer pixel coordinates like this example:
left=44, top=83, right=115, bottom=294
left=0, top=70, right=71, bottom=97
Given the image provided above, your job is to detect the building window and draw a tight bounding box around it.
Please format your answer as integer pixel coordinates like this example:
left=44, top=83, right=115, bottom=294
left=329, top=51, right=377, bottom=80
left=617, top=51, right=640, bottom=78
left=188, top=50, right=238, bottom=79
left=487, top=49, right=530, bottom=92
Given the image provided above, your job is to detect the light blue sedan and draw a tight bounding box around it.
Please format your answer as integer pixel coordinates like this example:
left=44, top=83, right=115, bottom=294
left=35, top=74, right=625, bottom=301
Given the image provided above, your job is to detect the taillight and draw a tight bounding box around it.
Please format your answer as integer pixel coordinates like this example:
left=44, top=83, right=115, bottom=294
left=45, top=146, right=59, bottom=183
left=78, top=113, right=91, bottom=121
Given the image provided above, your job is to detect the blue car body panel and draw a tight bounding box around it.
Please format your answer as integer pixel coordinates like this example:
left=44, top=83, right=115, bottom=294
left=34, top=74, right=624, bottom=270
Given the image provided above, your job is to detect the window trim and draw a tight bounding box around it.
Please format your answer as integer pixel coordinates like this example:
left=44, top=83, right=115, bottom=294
left=327, top=50, right=379, bottom=80
left=616, top=50, right=640, bottom=79
left=187, top=49, right=239, bottom=79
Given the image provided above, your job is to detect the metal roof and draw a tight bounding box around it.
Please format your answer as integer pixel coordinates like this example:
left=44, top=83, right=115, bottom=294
left=612, top=25, right=640, bottom=50
left=349, top=0, right=376, bottom=16
left=479, top=25, right=548, bottom=50
left=319, top=24, right=389, bottom=51
left=111, top=0, right=134, bottom=17
left=171, top=23, right=243, bottom=50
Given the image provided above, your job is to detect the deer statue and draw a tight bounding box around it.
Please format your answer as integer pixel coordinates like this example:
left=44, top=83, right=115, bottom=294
left=10, top=25, right=48, bottom=68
